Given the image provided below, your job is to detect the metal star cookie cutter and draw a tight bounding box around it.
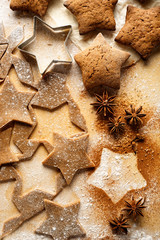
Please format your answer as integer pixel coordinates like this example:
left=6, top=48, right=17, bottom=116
left=18, top=16, right=72, bottom=75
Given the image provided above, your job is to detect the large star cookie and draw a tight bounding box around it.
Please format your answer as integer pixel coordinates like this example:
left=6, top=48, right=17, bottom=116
left=74, top=33, right=130, bottom=89
left=0, top=77, right=34, bottom=129
left=10, top=0, right=51, bottom=17
left=88, top=148, right=147, bottom=203
left=43, top=133, right=95, bottom=184
left=64, top=0, right=118, bottom=34
left=36, top=200, right=85, bottom=239
left=115, top=5, right=160, bottom=59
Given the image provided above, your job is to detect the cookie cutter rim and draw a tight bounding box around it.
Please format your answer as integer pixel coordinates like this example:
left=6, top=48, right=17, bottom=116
left=18, top=16, right=73, bottom=75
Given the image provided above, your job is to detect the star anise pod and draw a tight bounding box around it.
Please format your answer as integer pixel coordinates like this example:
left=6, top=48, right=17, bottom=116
left=109, top=214, right=130, bottom=234
left=108, top=116, right=125, bottom=135
left=90, top=91, right=116, bottom=117
left=125, top=105, right=146, bottom=126
left=131, top=134, right=145, bottom=154
left=123, top=196, right=146, bottom=220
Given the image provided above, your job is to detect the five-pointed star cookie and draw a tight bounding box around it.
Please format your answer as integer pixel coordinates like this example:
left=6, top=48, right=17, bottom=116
left=31, top=72, right=69, bottom=110
left=43, top=133, right=95, bottom=184
left=115, top=6, right=160, bottom=59
left=10, top=0, right=51, bottom=17
left=0, top=127, right=19, bottom=166
left=0, top=77, right=34, bottom=129
left=74, top=33, right=130, bottom=89
left=64, top=0, right=118, bottom=34
left=31, top=72, right=87, bottom=131
left=36, top=200, right=85, bottom=239
left=87, top=148, right=147, bottom=204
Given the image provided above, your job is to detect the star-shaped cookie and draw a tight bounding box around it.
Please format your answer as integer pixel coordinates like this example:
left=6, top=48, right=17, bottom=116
left=31, top=72, right=87, bottom=131
left=43, top=133, right=95, bottom=184
left=0, top=127, right=19, bottom=166
left=74, top=33, right=130, bottom=89
left=36, top=200, right=85, bottom=239
left=115, top=6, right=160, bottom=59
left=64, top=0, right=118, bottom=34
left=10, top=0, right=51, bottom=17
left=0, top=77, right=34, bottom=129
left=31, top=72, right=69, bottom=110
left=88, top=148, right=147, bottom=204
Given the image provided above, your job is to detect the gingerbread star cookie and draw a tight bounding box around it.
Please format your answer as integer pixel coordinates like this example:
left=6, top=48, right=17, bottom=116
left=31, top=72, right=87, bottom=131
left=43, top=133, right=95, bottom=184
left=64, top=0, right=118, bottom=34
left=0, top=77, right=34, bottom=129
left=115, top=5, right=160, bottom=59
left=31, top=72, right=69, bottom=110
left=36, top=200, right=85, bottom=239
left=0, top=127, right=19, bottom=166
left=10, top=0, right=51, bottom=17
left=74, top=33, right=130, bottom=89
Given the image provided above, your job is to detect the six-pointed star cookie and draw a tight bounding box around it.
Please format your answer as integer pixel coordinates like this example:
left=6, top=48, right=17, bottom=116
left=115, top=6, right=160, bottom=59
left=64, top=0, right=118, bottom=34
left=0, top=127, right=19, bottom=166
left=0, top=77, right=34, bottom=129
left=10, top=0, right=51, bottom=17
left=36, top=200, right=85, bottom=239
left=43, top=133, right=95, bottom=184
left=74, top=33, right=130, bottom=89
left=87, top=148, right=147, bottom=204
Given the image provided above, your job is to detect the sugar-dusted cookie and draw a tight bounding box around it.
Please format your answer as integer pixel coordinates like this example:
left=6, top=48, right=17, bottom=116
left=64, top=0, right=118, bottom=34
left=74, top=33, right=130, bottom=90
left=115, top=5, right=160, bottom=59
left=31, top=72, right=87, bottom=131
left=43, top=133, right=95, bottom=184
left=10, top=0, right=51, bottom=17
left=36, top=200, right=85, bottom=239
left=0, top=77, right=34, bottom=129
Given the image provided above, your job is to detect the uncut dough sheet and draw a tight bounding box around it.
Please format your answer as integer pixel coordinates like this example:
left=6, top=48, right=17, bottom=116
left=0, top=0, right=160, bottom=240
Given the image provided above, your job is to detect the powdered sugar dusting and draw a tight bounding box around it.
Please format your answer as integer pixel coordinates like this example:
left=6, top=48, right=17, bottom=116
left=88, top=148, right=147, bottom=203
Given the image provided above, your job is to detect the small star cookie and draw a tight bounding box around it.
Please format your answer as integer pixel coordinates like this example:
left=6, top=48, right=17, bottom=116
left=74, top=33, right=130, bottom=90
left=10, top=0, right=51, bottom=17
left=115, top=5, right=160, bottom=59
left=43, top=133, right=95, bottom=184
left=64, top=0, right=118, bottom=34
left=36, top=200, right=85, bottom=239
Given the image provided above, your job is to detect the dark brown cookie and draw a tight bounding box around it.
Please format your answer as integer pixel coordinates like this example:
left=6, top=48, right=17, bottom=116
left=10, top=0, right=51, bottom=17
left=74, top=33, right=130, bottom=90
left=64, top=0, right=118, bottom=35
left=115, top=5, right=160, bottom=59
